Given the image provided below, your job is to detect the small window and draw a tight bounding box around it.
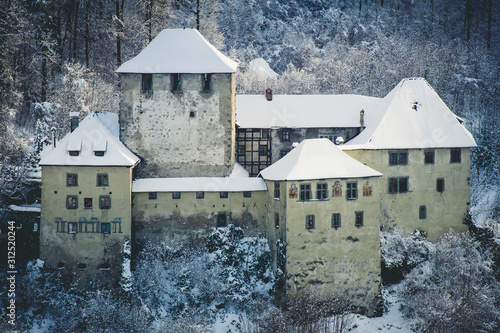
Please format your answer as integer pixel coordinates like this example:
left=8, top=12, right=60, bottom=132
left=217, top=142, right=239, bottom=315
left=66, top=173, right=78, bottom=186
left=419, top=205, right=427, bottom=219
left=275, top=213, right=279, bottom=228
left=69, top=151, right=80, bottom=156
left=84, top=198, right=93, bottom=209
left=300, top=184, right=311, bottom=201
left=66, top=195, right=78, bottom=209
left=220, top=191, right=228, bottom=199
left=196, top=191, right=205, bottom=199
left=243, top=191, right=251, bottom=198
left=282, top=130, right=290, bottom=141
left=78, top=263, right=87, bottom=270
left=450, top=148, right=461, bottom=163
left=98, top=263, right=111, bottom=270
left=436, top=178, right=445, bottom=193
left=202, top=73, right=212, bottom=92
left=99, top=196, right=111, bottom=209
left=332, top=213, right=341, bottom=229
left=388, top=177, right=409, bottom=194
left=259, top=145, right=268, bottom=156
left=262, top=129, right=269, bottom=139
left=217, top=213, right=227, bottom=228
left=424, top=150, right=435, bottom=164
left=97, top=174, right=109, bottom=187
left=317, top=183, right=328, bottom=200
left=355, top=211, right=364, bottom=228
left=274, top=182, right=280, bottom=199
left=172, top=192, right=181, bottom=199
left=101, top=222, right=111, bottom=234
left=306, top=215, right=315, bottom=230
left=68, top=222, right=78, bottom=233
left=171, top=73, right=182, bottom=91
left=142, top=74, right=153, bottom=92
left=346, top=182, right=358, bottom=200
left=149, top=192, right=157, bottom=200
left=389, top=150, right=408, bottom=165
left=238, top=145, right=245, bottom=156
left=94, top=151, right=105, bottom=157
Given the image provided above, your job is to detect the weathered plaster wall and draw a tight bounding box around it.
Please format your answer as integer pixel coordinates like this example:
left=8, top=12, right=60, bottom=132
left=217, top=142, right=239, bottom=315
left=120, top=73, right=235, bottom=178
left=282, top=177, right=382, bottom=314
left=40, top=165, right=133, bottom=284
left=132, top=190, right=267, bottom=248
left=344, top=148, right=470, bottom=241
left=264, top=180, right=287, bottom=275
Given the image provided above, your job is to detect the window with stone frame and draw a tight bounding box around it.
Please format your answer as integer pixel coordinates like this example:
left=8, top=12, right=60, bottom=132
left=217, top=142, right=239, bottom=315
left=148, top=192, right=157, bottom=200
left=84, top=198, right=92, bottom=209
left=306, top=215, right=315, bottom=230
left=332, top=213, right=341, bottom=229
left=388, top=177, right=409, bottom=194
left=317, top=182, right=328, bottom=200
left=346, top=182, right=358, bottom=200
left=196, top=191, right=205, bottom=199
left=142, top=74, right=153, bottom=92
left=172, top=192, right=181, bottom=199
left=66, top=173, right=78, bottom=186
left=97, top=173, right=109, bottom=186
left=99, top=195, right=111, bottom=209
left=355, top=211, right=364, bottom=228
left=274, top=182, right=280, bottom=199
left=300, top=184, right=312, bottom=201
left=66, top=195, right=78, bottom=209
left=424, top=150, right=435, bottom=164
left=68, top=222, right=78, bottom=234
left=436, top=178, right=445, bottom=193
left=389, top=150, right=408, bottom=165
left=220, top=191, right=228, bottom=198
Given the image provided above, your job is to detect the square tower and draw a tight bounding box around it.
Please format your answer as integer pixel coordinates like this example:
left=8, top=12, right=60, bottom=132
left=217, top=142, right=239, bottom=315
left=117, top=29, right=238, bottom=178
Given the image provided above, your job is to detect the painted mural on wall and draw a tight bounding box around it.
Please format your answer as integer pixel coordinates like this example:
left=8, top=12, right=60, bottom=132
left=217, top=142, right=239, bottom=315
left=289, top=184, right=298, bottom=199
left=363, top=181, right=373, bottom=197
left=332, top=181, right=342, bottom=197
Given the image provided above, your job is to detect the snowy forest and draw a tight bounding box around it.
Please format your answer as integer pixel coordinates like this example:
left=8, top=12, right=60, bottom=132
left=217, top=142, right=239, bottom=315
left=1, top=0, right=499, bottom=331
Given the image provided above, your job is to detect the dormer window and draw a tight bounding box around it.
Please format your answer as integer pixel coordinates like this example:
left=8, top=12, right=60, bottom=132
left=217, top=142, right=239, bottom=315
left=94, top=151, right=104, bottom=156
left=142, top=74, right=153, bottom=92
left=67, top=138, right=82, bottom=157
left=69, top=151, right=80, bottom=156
left=202, top=74, right=212, bottom=92
left=93, top=140, right=107, bottom=157
left=171, top=74, right=182, bottom=92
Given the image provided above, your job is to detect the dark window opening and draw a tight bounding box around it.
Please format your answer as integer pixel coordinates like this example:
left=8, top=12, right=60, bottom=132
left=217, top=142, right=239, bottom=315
left=202, top=73, right=212, bottom=92
left=67, top=173, right=78, bottom=186
left=99, top=196, right=111, bottom=209
left=419, top=205, right=427, bottom=219
left=450, top=148, right=461, bottom=163
left=220, top=191, right=228, bottom=199
left=388, top=177, right=409, bottom=194
left=94, top=151, right=105, bottom=156
left=282, top=130, right=290, bottom=141
left=172, top=192, right=181, bottom=199
left=142, top=74, right=153, bottom=92
left=196, top=191, right=204, bottom=199
left=66, top=196, right=78, bottom=209
left=355, top=211, right=364, bottom=228
left=346, top=182, right=358, bottom=200
left=424, top=150, right=435, bottom=164
left=317, top=183, right=328, bottom=200
left=171, top=74, right=182, bottom=91
left=332, top=213, right=341, bottom=229
left=57, top=262, right=65, bottom=269
left=259, top=145, right=268, bottom=156
left=389, top=150, right=408, bottom=165
left=275, top=213, right=279, bottom=228
left=69, top=151, right=80, bottom=156
left=101, top=222, right=111, bottom=234
left=300, top=184, right=311, bottom=201
left=84, top=198, right=92, bottom=209
left=149, top=192, right=157, bottom=200
left=97, top=174, right=109, bottom=187
left=78, top=263, right=87, bottom=270
left=217, top=213, right=227, bottom=228
left=243, top=191, right=251, bottom=198
left=306, top=215, right=315, bottom=230
left=436, top=178, right=445, bottom=193
left=274, top=182, right=280, bottom=199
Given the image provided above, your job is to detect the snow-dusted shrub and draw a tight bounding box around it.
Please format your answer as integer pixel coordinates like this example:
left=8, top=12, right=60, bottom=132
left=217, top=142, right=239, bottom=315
left=403, top=231, right=500, bottom=332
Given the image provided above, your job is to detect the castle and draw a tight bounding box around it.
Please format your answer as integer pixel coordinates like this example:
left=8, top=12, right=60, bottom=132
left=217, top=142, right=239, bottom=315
left=39, top=29, right=476, bottom=314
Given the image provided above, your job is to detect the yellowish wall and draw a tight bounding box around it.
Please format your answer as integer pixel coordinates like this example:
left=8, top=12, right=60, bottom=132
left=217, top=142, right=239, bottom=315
left=40, top=165, right=133, bottom=282
left=133, top=190, right=267, bottom=247
left=345, top=148, right=470, bottom=241
left=268, top=177, right=382, bottom=313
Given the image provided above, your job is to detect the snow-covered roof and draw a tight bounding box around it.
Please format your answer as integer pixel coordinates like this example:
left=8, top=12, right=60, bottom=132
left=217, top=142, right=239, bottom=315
left=259, top=138, right=382, bottom=181
left=247, top=58, right=278, bottom=79
left=236, top=94, right=380, bottom=128
left=9, top=204, right=41, bottom=213
left=342, top=78, right=477, bottom=150
left=132, top=177, right=267, bottom=193
left=229, top=162, right=250, bottom=178
left=39, top=112, right=139, bottom=167
left=116, top=29, right=238, bottom=74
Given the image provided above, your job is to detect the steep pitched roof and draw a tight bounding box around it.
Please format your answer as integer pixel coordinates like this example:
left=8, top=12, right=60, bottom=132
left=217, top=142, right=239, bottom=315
left=39, top=112, right=139, bottom=167
left=116, top=29, right=238, bottom=74
left=236, top=94, right=380, bottom=128
left=259, top=138, right=382, bottom=181
left=342, top=78, right=477, bottom=150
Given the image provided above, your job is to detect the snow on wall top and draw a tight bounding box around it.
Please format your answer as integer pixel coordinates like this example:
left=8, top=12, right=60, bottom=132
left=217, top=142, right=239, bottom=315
left=259, top=138, right=382, bottom=181
left=116, top=29, right=238, bottom=74
left=39, top=112, right=140, bottom=167
left=132, top=177, right=267, bottom=193
left=342, top=78, right=477, bottom=150
left=236, top=94, right=380, bottom=128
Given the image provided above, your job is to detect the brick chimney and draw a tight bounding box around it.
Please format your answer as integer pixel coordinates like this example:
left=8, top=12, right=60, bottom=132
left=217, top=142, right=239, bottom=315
left=265, top=88, right=273, bottom=101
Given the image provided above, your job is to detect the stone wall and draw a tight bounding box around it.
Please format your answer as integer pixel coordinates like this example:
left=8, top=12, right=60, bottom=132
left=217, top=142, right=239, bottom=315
left=119, top=73, right=236, bottom=178
left=40, top=165, right=133, bottom=285
left=344, top=148, right=470, bottom=241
